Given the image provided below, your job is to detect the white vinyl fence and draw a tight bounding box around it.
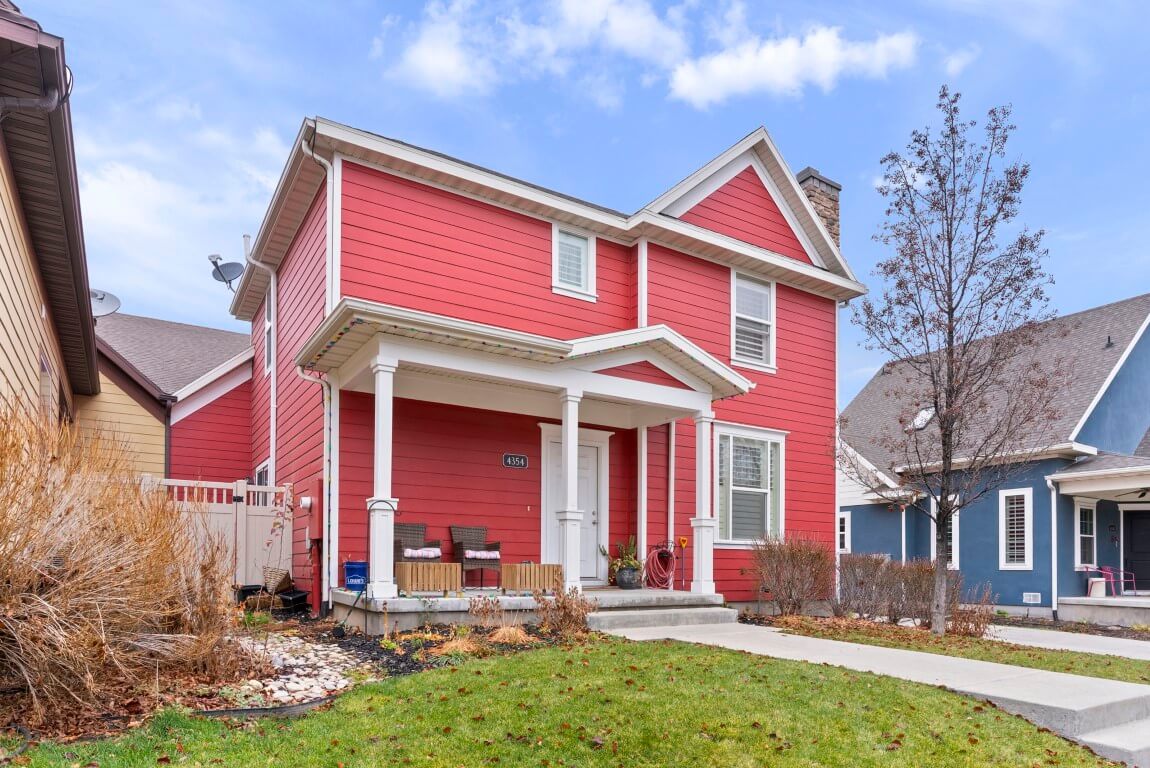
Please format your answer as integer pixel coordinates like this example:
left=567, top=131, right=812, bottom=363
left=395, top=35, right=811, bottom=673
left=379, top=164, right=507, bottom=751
left=145, top=477, right=293, bottom=587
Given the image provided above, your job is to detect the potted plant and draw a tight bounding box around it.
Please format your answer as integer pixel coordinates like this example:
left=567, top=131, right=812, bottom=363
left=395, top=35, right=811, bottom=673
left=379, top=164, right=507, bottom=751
left=600, top=536, right=642, bottom=589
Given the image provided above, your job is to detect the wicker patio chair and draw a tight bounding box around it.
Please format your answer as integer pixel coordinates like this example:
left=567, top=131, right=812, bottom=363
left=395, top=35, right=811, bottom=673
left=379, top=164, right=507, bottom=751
left=394, top=523, right=443, bottom=564
left=450, top=525, right=502, bottom=588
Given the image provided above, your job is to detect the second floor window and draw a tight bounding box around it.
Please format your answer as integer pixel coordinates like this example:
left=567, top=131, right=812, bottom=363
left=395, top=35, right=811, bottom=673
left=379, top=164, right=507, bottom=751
left=552, top=226, right=596, bottom=301
left=732, top=273, right=774, bottom=370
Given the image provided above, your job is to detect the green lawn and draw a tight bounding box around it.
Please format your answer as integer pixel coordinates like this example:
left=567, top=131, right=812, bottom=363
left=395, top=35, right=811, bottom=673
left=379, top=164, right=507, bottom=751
left=26, top=638, right=1115, bottom=767
left=770, top=616, right=1150, bottom=685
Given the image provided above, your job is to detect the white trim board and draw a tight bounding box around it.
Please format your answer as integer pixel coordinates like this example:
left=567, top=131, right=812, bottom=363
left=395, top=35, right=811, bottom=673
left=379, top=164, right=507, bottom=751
left=998, top=487, right=1034, bottom=571
left=170, top=362, right=253, bottom=425
left=1070, top=307, right=1150, bottom=442
left=538, top=423, right=612, bottom=583
left=171, top=347, right=255, bottom=402
left=662, top=150, right=826, bottom=270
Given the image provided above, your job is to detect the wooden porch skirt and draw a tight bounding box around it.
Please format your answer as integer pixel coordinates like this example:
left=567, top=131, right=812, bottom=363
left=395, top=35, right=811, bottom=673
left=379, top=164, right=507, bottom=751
left=502, top=563, right=563, bottom=594
left=396, top=562, right=463, bottom=596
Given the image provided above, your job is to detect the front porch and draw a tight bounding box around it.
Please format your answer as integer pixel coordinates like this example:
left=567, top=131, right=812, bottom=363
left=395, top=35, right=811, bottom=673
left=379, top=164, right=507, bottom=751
left=300, top=299, right=754, bottom=612
left=330, top=586, right=730, bottom=633
left=1058, top=596, right=1150, bottom=628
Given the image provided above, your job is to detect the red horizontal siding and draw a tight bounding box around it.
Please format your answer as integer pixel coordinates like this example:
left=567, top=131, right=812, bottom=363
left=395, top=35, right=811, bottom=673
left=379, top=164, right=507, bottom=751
left=337, top=395, right=636, bottom=586
left=680, top=165, right=811, bottom=264
left=598, top=360, right=690, bottom=389
left=169, top=379, right=252, bottom=483
left=646, top=244, right=837, bottom=601
left=277, top=189, right=328, bottom=591
left=339, top=162, right=634, bottom=338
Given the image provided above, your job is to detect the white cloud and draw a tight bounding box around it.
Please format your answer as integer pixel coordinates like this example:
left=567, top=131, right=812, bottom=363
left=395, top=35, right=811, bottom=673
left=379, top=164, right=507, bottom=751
left=369, top=14, right=401, bottom=60
left=942, top=43, right=981, bottom=77
left=670, top=26, right=918, bottom=108
left=381, top=4, right=917, bottom=111
left=389, top=0, right=497, bottom=98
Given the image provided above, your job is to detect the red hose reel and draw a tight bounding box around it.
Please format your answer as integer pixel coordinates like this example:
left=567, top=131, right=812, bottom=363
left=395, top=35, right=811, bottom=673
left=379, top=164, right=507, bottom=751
left=643, top=540, right=677, bottom=589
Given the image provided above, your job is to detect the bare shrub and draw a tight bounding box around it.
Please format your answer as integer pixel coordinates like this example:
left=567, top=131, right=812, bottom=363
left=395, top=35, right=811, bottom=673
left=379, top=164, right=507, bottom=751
left=880, top=559, right=935, bottom=625
left=467, top=595, right=503, bottom=629
left=836, top=554, right=887, bottom=618
left=751, top=535, right=835, bottom=616
left=948, top=582, right=997, bottom=637
left=0, top=404, right=252, bottom=723
left=532, top=587, right=596, bottom=640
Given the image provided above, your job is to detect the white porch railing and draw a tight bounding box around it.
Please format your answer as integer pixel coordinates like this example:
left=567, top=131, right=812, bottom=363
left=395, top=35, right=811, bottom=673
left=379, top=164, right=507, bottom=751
left=145, top=477, right=293, bottom=588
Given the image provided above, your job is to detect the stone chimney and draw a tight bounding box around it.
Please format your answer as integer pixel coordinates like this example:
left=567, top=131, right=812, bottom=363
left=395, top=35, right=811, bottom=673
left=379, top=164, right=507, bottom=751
left=796, top=167, right=841, bottom=247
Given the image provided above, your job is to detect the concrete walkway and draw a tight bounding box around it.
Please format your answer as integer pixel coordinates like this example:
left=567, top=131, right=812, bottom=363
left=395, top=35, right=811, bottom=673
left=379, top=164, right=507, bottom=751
left=988, top=624, right=1150, bottom=661
left=611, top=623, right=1150, bottom=767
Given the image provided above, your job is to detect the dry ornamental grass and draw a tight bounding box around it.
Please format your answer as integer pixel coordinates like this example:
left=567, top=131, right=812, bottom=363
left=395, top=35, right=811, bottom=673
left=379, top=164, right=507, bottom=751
left=0, top=404, right=257, bottom=725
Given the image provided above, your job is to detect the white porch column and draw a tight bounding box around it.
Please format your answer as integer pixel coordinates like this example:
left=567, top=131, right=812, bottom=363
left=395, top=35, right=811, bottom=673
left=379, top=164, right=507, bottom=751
left=690, top=413, right=716, bottom=594
left=558, top=390, right=584, bottom=591
left=367, top=358, right=399, bottom=599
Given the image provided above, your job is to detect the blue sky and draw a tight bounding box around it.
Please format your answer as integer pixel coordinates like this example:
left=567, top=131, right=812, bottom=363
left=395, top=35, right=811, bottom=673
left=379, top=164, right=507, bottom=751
left=34, top=0, right=1150, bottom=404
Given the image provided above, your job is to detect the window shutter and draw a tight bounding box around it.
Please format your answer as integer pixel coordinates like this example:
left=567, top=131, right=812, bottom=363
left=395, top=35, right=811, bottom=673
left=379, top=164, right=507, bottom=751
left=556, top=232, right=587, bottom=289
left=1004, top=494, right=1027, bottom=564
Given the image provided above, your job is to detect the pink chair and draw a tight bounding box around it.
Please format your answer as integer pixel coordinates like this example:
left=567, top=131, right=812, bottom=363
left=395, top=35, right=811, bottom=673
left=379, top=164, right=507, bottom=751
left=1095, top=565, right=1138, bottom=595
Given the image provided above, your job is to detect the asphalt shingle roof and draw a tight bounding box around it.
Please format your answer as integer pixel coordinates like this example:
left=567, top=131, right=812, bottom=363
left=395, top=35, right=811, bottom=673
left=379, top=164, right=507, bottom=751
left=95, top=313, right=250, bottom=396
left=842, top=293, right=1150, bottom=476
left=1056, top=452, right=1150, bottom=475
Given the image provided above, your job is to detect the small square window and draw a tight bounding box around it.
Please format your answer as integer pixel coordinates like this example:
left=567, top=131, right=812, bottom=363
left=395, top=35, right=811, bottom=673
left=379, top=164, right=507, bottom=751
left=552, top=226, right=596, bottom=301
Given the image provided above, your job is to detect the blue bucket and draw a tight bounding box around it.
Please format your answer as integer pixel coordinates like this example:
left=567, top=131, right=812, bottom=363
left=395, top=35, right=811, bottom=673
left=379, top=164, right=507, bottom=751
left=343, top=560, right=368, bottom=591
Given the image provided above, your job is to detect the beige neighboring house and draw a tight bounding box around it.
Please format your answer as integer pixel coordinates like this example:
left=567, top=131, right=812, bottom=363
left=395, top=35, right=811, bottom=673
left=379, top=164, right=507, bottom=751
left=0, top=2, right=98, bottom=414
left=75, top=313, right=250, bottom=476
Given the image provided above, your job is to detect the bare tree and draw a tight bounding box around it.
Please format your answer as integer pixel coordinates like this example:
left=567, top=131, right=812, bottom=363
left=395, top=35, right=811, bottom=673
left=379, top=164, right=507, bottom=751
left=845, top=86, right=1063, bottom=635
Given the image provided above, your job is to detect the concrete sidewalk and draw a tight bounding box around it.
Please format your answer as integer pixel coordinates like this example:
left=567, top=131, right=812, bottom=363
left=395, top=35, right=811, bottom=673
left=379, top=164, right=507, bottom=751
left=611, top=623, right=1150, bottom=767
left=988, top=624, right=1150, bottom=661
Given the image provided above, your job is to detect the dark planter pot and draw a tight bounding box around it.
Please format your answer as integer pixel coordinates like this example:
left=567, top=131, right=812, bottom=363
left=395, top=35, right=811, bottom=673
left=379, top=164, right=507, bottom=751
left=615, top=566, right=642, bottom=590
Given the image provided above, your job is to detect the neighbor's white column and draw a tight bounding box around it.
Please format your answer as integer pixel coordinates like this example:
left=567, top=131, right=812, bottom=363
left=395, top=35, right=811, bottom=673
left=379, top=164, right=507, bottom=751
left=691, top=413, right=716, bottom=594
left=558, top=390, right=584, bottom=591
left=367, top=358, right=399, bottom=600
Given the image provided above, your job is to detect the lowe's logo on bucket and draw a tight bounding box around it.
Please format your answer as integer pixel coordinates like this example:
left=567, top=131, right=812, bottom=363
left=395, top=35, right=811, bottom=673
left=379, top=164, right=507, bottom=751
left=344, top=561, right=369, bottom=590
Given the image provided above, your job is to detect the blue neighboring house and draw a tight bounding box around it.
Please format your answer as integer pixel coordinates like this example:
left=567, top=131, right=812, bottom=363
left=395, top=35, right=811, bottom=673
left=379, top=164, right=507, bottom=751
left=838, top=293, right=1150, bottom=624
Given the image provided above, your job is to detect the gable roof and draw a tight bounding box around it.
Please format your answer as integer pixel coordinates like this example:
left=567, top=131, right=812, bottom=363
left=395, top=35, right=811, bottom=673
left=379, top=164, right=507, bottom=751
left=95, top=313, right=250, bottom=397
left=645, top=127, right=854, bottom=280
left=230, top=118, right=866, bottom=321
left=0, top=5, right=98, bottom=395
left=842, top=292, right=1150, bottom=477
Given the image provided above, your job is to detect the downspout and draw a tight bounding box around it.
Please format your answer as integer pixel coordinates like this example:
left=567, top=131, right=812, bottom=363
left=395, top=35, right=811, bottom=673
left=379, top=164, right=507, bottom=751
left=1047, top=478, right=1059, bottom=621
left=298, top=127, right=339, bottom=611
left=299, top=128, right=337, bottom=312
left=296, top=365, right=333, bottom=612
left=244, top=234, right=277, bottom=483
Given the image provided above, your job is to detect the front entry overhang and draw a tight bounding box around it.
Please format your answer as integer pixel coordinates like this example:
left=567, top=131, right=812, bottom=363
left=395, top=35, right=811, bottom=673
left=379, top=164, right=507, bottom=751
left=1048, top=454, right=1150, bottom=502
left=296, top=298, right=753, bottom=421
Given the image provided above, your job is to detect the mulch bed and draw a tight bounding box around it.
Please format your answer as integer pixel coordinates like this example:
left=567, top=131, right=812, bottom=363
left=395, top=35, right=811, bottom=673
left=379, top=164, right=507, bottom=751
left=991, top=614, right=1150, bottom=641
left=1, top=617, right=559, bottom=748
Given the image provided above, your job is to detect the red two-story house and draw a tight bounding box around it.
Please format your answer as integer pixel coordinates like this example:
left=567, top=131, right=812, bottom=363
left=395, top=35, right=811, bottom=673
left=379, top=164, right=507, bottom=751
left=186, top=118, right=864, bottom=615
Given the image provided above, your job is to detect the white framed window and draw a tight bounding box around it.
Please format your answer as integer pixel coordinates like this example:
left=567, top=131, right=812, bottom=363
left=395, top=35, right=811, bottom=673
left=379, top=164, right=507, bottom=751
left=1075, top=498, right=1097, bottom=569
left=837, top=510, right=852, bottom=553
left=930, top=496, right=960, bottom=569
left=551, top=225, right=596, bottom=302
left=998, top=488, right=1033, bottom=570
left=731, top=272, right=776, bottom=372
left=714, top=423, right=785, bottom=543
left=263, top=299, right=273, bottom=375
left=254, top=461, right=270, bottom=505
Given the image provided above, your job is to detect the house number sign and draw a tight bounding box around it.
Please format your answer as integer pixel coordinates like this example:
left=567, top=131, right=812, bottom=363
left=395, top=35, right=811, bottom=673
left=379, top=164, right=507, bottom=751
left=502, top=453, right=529, bottom=469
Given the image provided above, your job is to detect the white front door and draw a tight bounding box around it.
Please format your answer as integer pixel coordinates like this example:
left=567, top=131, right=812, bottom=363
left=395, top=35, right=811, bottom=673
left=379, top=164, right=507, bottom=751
left=545, top=441, right=605, bottom=582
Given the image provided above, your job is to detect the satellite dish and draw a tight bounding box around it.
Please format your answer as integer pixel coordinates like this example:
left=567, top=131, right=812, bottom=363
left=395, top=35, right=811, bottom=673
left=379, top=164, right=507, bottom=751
left=89, top=289, right=121, bottom=318
left=208, top=254, right=245, bottom=292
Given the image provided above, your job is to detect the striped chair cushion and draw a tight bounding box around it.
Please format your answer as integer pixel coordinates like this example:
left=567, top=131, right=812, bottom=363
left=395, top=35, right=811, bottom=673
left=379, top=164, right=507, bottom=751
left=403, top=547, right=442, bottom=559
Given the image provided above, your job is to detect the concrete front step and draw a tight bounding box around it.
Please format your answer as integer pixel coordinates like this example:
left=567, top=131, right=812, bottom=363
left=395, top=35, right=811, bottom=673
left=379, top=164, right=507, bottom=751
left=588, top=607, right=737, bottom=631
left=587, top=589, right=726, bottom=610
left=1079, top=720, right=1150, bottom=768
